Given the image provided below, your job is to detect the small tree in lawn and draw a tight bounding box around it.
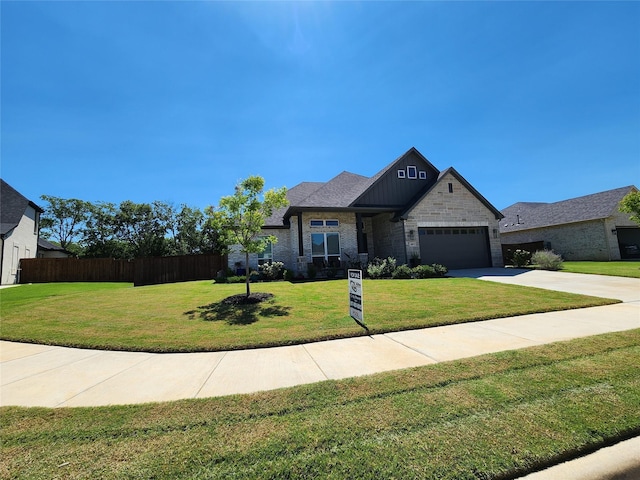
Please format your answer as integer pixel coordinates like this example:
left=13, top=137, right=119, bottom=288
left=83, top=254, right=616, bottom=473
left=207, top=176, right=288, bottom=298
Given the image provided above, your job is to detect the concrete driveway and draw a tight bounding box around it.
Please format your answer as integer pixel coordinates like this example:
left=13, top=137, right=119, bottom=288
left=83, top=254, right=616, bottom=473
left=448, top=267, right=640, bottom=303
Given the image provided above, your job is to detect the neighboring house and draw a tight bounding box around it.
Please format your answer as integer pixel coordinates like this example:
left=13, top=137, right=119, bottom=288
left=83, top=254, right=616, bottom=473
left=229, top=147, right=504, bottom=274
left=37, top=238, right=72, bottom=258
left=0, top=179, right=44, bottom=284
left=500, top=185, right=640, bottom=261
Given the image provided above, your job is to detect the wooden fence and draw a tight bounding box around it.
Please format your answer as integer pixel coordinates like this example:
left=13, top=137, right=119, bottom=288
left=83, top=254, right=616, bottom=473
left=134, top=254, right=227, bottom=287
left=19, top=254, right=227, bottom=287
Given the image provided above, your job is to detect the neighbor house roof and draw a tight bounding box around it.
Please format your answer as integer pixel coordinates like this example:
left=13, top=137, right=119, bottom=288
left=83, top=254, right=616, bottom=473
left=0, top=179, right=44, bottom=236
left=500, top=185, right=637, bottom=233
left=37, top=238, right=70, bottom=253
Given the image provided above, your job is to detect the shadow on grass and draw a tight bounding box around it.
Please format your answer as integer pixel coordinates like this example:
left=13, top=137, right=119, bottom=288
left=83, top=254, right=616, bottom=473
left=184, top=294, right=291, bottom=326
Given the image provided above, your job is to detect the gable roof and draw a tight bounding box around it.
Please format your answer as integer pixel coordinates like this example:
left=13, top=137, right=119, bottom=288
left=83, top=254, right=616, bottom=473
left=398, top=167, right=504, bottom=220
left=500, top=185, right=637, bottom=233
left=263, top=147, right=503, bottom=227
left=1, top=179, right=44, bottom=236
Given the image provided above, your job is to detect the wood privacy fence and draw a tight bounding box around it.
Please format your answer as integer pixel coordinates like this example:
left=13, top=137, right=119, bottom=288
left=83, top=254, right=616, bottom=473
left=19, top=254, right=227, bottom=287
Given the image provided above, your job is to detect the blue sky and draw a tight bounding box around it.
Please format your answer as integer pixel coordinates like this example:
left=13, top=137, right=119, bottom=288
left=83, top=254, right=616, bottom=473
left=2, top=1, right=639, bottom=212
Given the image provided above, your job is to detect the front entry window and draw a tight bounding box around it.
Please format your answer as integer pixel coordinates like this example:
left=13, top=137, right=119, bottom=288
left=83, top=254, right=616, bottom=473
left=257, top=237, right=273, bottom=265
left=311, top=233, right=340, bottom=267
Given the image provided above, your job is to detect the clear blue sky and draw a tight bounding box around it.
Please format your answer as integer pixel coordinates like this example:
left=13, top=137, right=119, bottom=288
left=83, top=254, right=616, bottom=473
left=2, top=1, right=639, bottom=211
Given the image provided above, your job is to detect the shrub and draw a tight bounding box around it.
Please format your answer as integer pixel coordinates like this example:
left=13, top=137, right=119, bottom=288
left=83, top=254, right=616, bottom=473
left=392, top=264, right=413, bottom=279
left=531, top=250, right=563, bottom=271
left=511, top=249, right=532, bottom=267
left=412, top=265, right=436, bottom=278
left=259, top=261, right=285, bottom=281
left=367, top=257, right=397, bottom=279
left=283, top=269, right=295, bottom=282
left=307, top=264, right=317, bottom=280
left=225, top=275, right=246, bottom=284
left=431, top=263, right=448, bottom=277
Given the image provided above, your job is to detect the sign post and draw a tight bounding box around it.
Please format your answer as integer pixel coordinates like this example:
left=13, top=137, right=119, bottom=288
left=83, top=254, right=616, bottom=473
left=348, top=269, right=368, bottom=332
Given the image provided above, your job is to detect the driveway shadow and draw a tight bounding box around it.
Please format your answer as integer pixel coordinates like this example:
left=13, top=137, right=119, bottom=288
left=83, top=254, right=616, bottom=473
left=448, top=267, right=531, bottom=279
left=184, top=298, right=291, bottom=326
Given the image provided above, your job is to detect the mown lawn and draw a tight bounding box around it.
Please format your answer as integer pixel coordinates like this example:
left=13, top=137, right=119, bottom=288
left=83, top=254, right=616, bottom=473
left=2, top=330, right=639, bottom=479
left=0, top=278, right=617, bottom=352
left=562, top=261, right=640, bottom=278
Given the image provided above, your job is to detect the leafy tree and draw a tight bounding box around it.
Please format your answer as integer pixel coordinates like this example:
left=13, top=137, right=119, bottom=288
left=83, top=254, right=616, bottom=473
left=82, top=201, right=127, bottom=258
left=114, top=200, right=171, bottom=258
left=207, top=176, right=288, bottom=297
left=619, top=190, right=640, bottom=225
left=39, top=195, right=91, bottom=251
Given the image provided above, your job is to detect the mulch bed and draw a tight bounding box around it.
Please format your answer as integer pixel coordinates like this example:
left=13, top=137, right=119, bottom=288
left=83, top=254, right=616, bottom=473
left=221, top=293, right=274, bottom=305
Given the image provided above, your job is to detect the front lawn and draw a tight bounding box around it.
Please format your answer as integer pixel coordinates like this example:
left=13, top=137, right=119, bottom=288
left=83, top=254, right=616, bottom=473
left=2, top=330, right=639, bottom=479
left=0, top=279, right=617, bottom=352
left=562, top=261, right=640, bottom=278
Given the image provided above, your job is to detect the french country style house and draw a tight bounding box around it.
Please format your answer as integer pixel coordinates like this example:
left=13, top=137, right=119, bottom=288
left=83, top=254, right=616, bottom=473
left=229, top=147, right=504, bottom=276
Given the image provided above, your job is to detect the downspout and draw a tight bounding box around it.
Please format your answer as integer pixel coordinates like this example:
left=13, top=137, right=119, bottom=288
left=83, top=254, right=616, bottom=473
left=603, top=218, right=612, bottom=261
left=0, top=234, right=4, bottom=285
left=401, top=218, right=408, bottom=265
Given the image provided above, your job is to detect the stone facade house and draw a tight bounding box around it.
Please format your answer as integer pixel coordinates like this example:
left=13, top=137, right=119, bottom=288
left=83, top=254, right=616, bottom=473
left=500, top=185, right=640, bottom=261
left=228, top=148, right=504, bottom=275
left=0, top=179, right=44, bottom=284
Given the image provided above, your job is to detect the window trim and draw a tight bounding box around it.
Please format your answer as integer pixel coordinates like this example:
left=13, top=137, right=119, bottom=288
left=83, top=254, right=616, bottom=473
left=397, top=169, right=406, bottom=179
left=419, top=171, right=427, bottom=180
left=407, top=166, right=418, bottom=179
left=310, top=219, right=339, bottom=227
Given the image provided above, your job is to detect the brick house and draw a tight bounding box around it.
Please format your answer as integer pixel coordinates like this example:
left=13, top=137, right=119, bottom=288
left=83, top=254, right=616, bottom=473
left=0, top=179, right=44, bottom=284
left=228, top=147, right=504, bottom=275
left=500, top=186, right=640, bottom=261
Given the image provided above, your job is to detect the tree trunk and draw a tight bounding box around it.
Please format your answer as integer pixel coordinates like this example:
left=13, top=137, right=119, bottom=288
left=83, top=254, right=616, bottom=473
left=245, top=251, right=250, bottom=297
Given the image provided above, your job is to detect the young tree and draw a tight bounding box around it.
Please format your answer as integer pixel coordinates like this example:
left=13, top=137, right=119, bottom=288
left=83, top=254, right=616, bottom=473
left=619, top=190, right=640, bottom=225
left=207, top=176, right=288, bottom=297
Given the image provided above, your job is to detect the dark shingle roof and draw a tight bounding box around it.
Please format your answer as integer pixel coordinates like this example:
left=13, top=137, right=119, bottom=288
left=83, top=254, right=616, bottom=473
left=38, top=238, right=67, bottom=252
left=1, top=179, right=44, bottom=236
left=500, top=186, right=637, bottom=233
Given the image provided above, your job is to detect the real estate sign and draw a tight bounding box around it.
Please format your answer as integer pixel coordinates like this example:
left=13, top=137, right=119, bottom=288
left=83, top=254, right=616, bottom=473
left=348, top=269, right=364, bottom=323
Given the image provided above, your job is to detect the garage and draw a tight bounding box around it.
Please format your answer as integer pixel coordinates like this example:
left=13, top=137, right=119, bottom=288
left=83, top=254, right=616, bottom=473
left=418, top=227, right=491, bottom=269
left=617, top=227, right=640, bottom=259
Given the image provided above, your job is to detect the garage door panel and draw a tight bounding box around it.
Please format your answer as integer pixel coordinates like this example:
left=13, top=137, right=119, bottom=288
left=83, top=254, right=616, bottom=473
left=419, top=227, right=491, bottom=269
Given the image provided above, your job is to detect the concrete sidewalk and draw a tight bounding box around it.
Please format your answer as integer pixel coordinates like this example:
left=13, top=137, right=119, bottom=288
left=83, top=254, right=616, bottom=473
left=2, top=269, right=638, bottom=408
left=1, top=269, right=639, bottom=479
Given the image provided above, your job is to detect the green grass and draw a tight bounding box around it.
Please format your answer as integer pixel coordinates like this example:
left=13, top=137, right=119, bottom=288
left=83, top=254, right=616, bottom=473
left=562, top=261, right=640, bottom=278
left=0, top=279, right=617, bottom=352
left=2, top=330, right=639, bottom=479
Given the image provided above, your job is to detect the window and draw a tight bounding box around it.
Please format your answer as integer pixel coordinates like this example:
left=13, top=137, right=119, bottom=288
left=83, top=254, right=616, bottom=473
left=310, top=219, right=339, bottom=227
left=397, top=169, right=406, bottom=179
left=419, top=171, right=427, bottom=180
left=257, top=237, right=273, bottom=265
left=311, top=232, right=341, bottom=267
left=34, top=212, right=40, bottom=235
left=448, top=183, right=453, bottom=193
left=407, top=166, right=418, bottom=179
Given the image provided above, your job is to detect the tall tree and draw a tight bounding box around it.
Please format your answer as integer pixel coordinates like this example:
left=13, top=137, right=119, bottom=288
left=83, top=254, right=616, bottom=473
left=619, top=190, right=640, bottom=225
left=207, top=176, right=288, bottom=297
left=39, top=195, right=91, bottom=252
